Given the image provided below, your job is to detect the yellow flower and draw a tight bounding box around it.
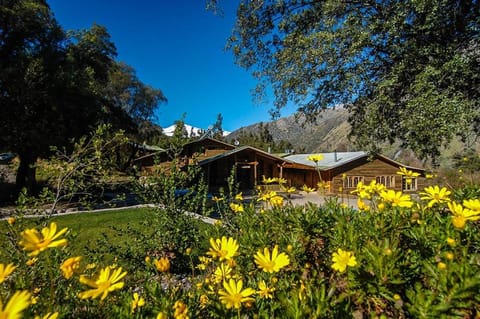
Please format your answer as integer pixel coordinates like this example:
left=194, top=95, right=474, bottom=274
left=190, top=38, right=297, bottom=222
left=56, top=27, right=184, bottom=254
left=380, top=190, right=413, bottom=208
left=331, top=248, right=357, bottom=273
left=301, top=185, right=315, bottom=193
left=357, top=199, right=369, bottom=211
left=19, top=222, right=68, bottom=256
left=218, top=279, right=255, bottom=309
left=30, top=295, right=38, bottom=305
left=425, top=173, right=434, bottom=179
left=196, top=256, right=212, bottom=270
left=199, top=294, right=209, bottom=308
left=173, top=300, right=188, bottom=319
left=448, top=201, right=480, bottom=229
left=86, top=263, right=96, bottom=270
left=262, top=175, right=278, bottom=184
left=154, top=257, right=170, bottom=273
left=156, top=312, right=168, bottom=319
left=78, top=265, right=127, bottom=300
left=131, top=292, right=145, bottom=314
left=212, top=195, right=224, bottom=202
left=60, top=256, right=82, bottom=280
left=452, top=215, right=466, bottom=229
left=7, top=217, right=15, bottom=225
left=284, top=186, right=296, bottom=193
left=446, top=237, right=456, bottom=247
left=34, top=312, right=59, bottom=319
left=0, top=290, right=31, bottom=319
left=298, top=280, right=306, bottom=301
left=393, top=294, right=401, bottom=301
left=420, top=186, right=451, bottom=207
left=307, top=154, right=324, bottom=163
left=212, top=263, right=233, bottom=284
left=207, top=237, right=239, bottom=261
left=445, top=252, right=454, bottom=260
left=145, top=256, right=151, bottom=264
left=277, top=177, right=287, bottom=185
left=235, top=192, right=243, bottom=201
left=0, top=263, right=16, bottom=284
left=229, top=203, right=244, bottom=213
left=396, top=167, right=420, bottom=185
left=254, top=245, right=290, bottom=273
left=257, top=280, right=275, bottom=299
left=352, top=181, right=371, bottom=199
left=463, top=199, right=480, bottom=213
left=396, top=167, right=420, bottom=178
left=270, top=195, right=284, bottom=207
left=257, top=190, right=276, bottom=202
left=437, top=262, right=447, bottom=270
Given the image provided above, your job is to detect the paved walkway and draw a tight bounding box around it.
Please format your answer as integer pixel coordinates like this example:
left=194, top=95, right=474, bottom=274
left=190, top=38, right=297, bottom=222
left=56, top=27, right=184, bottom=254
left=283, top=191, right=359, bottom=209
left=1, top=192, right=359, bottom=224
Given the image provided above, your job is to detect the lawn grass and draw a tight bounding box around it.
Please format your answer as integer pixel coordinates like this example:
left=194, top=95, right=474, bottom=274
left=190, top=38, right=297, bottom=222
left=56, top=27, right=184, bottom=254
left=1, top=207, right=214, bottom=263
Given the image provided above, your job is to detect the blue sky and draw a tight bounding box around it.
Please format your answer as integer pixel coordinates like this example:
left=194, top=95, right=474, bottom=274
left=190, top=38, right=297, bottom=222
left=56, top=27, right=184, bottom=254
left=48, top=0, right=296, bottom=132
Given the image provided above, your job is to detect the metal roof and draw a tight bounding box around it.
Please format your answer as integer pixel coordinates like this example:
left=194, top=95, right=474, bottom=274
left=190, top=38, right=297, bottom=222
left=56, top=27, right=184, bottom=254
left=284, top=152, right=426, bottom=172
left=284, top=152, right=369, bottom=169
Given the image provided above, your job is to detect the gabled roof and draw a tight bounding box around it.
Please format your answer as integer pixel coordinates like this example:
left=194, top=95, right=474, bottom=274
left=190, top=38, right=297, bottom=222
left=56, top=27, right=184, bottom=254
left=131, top=142, right=166, bottom=152
left=198, top=145, right=295, bottom=166
left=182, top=137, right=235, bottom=149
left=284, top=152, right=425, bottom=172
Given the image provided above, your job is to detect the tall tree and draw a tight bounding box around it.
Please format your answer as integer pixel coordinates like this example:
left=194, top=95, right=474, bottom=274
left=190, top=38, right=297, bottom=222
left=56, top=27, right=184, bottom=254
left=227, top=0, right=480, bottom=160
left=212, top=113, right=225, bottom=140
left=0, top=1, right=165, bottom=191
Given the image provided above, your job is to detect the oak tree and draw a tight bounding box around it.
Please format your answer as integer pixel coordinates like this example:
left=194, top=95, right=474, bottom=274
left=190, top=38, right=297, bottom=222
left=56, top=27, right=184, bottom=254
left=227, top=0, right=480, bottom=160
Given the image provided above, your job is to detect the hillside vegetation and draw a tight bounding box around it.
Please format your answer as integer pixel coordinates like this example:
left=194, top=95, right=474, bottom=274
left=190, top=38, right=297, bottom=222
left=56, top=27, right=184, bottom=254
left=227, top=107, right=479, bottom=168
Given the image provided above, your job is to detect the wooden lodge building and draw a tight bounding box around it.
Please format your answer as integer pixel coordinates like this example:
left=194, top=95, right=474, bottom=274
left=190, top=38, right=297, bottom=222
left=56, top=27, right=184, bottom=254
left=283, top=152, right=426, bottom=193
left=138, top=137, right=426, bottom=194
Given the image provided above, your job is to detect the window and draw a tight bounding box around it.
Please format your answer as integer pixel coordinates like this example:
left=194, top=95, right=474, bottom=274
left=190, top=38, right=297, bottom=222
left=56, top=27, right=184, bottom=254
left=344, top=176, right=364, bottom=188
left=376, top=175, right=395, bottom=188
left=402, top=177, right=417, bottom=191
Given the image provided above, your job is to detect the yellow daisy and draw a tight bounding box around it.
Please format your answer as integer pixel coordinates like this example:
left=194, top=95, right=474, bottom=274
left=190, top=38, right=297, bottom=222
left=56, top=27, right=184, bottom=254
left=78, top=265, right=127, bottom=300
left=19, top=222, right=68, bottom=256
left=207, top=237, right=239, bottom=261
left=448, top=201, right=480, bottom=229
left=257, top=280, right=275, bottom=299
left=0, top=263, right=16, bottom=284
left=254, top=245, right=290, bottom=273
left=60, top=256, right=82, bottom=279
left=131, top=293, right=145, bottom=314
left=419, top=185, right=451, bottom=207
left=218, top=279, right=255, bottom=309
left=331, top=248, right=357, bottom=273
left=307, top=154, right=324, bottom=163
left=154, top=257, right=170, bottom=273
left=0, top=290, right=31, bottom=319
left=34, top=312, right=59, bottom=319
left=380, top=190, right=413, bottom=208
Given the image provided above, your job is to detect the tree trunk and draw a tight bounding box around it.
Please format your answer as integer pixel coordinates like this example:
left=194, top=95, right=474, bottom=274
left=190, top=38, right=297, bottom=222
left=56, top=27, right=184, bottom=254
left=16, top=150, right=37, bottom=194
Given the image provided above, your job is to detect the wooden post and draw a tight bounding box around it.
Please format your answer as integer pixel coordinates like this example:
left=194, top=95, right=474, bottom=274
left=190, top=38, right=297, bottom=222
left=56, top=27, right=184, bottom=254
left=253, top=154, right=258, bottom=187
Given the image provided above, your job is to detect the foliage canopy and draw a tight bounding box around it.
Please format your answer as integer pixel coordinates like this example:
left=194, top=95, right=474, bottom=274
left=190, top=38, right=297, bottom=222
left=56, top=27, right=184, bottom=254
left=227, top=0, right=480, bottom=160
left=0, top=0, right=166, bottom=191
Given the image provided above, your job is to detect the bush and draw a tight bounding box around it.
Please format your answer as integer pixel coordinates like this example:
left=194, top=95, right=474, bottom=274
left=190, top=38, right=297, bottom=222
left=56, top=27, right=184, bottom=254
left=1, top=181, right=479, bottom=318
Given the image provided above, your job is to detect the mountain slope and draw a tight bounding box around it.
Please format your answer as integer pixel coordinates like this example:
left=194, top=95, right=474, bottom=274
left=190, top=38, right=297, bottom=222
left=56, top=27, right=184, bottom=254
left=228, top=107, right=353, bottom=153
left=227, top=107, right=478, bottom=168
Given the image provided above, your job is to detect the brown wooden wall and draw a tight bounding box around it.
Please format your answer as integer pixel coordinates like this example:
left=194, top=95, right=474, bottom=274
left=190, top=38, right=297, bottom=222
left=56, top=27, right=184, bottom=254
left=328, top=157, right=425, bottom=194
left=201, top=149, right=283, bottom=191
